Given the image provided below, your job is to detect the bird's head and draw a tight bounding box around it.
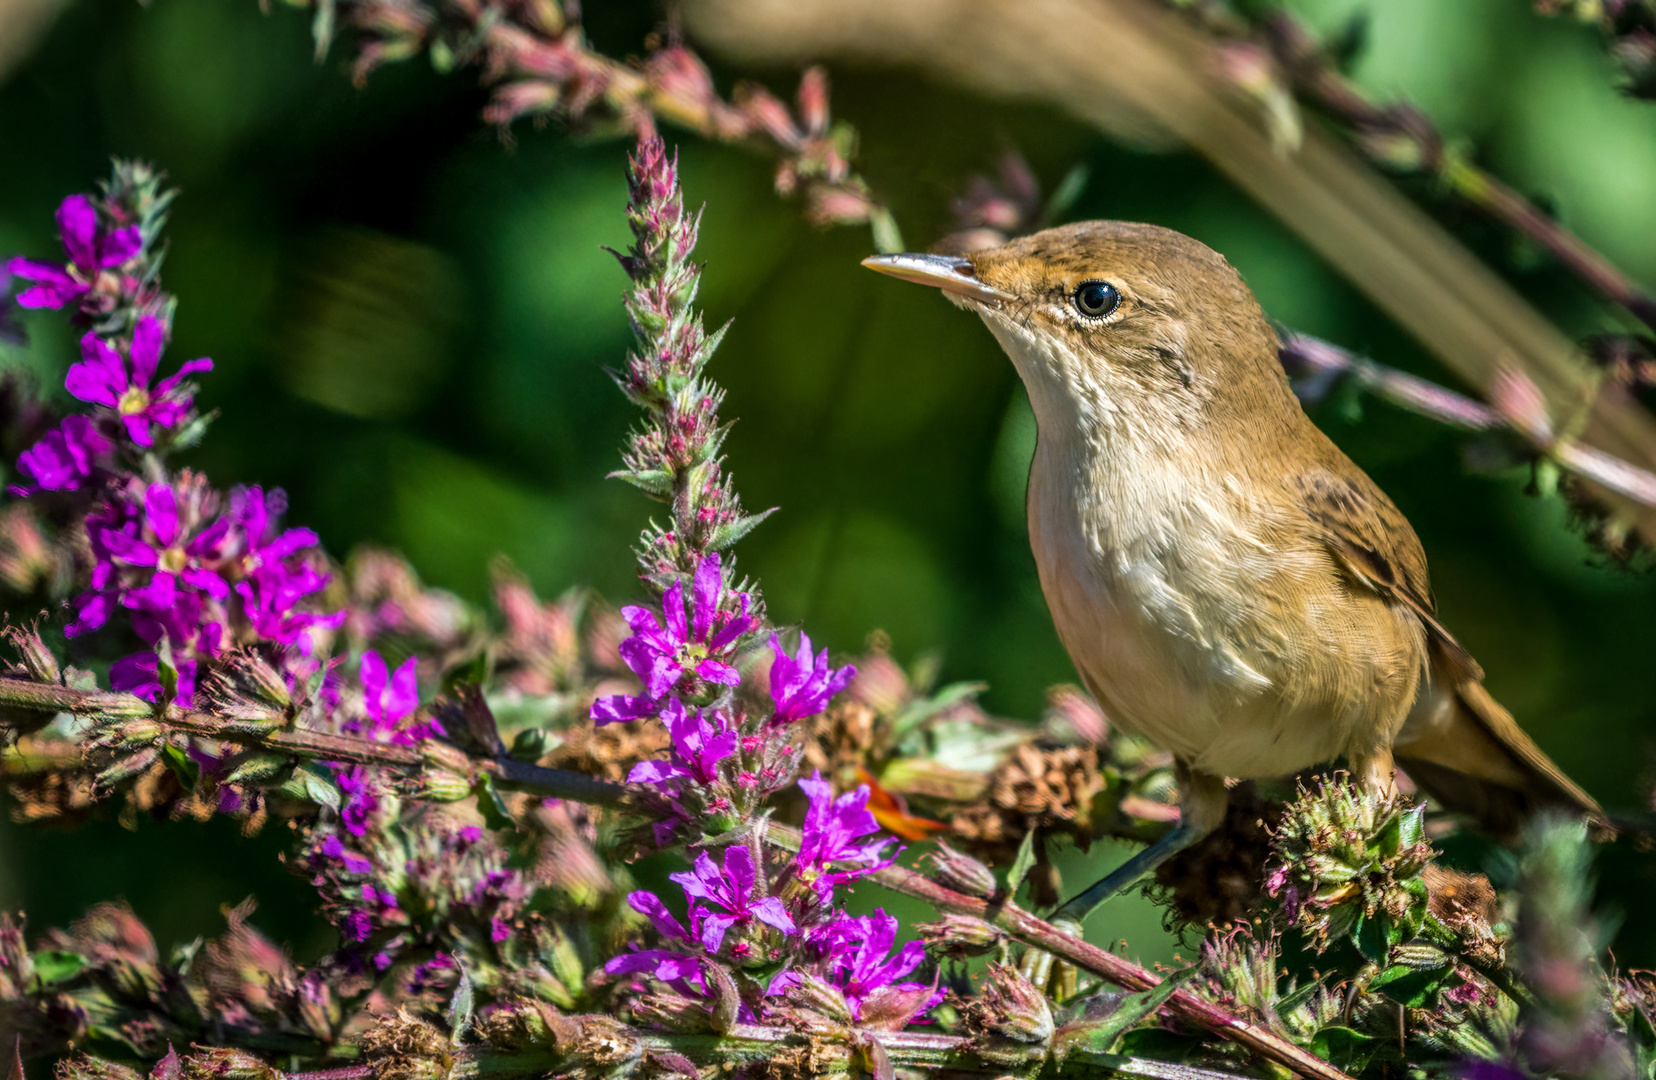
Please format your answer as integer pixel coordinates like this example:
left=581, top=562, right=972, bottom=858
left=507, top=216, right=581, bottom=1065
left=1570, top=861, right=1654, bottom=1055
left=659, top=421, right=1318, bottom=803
left=863, top=221, right=1291, bottom=438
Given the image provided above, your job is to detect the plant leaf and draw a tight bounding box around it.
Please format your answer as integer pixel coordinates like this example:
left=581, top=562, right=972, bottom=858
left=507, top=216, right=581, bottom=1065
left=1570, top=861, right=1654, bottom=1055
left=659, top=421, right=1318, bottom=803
left=30, top=950, right=89, bottom=988
left=446, top=961, right=475, bottom=1041
left=1005, top=828, right=1039, bottom=902
left=1053, top=967, right=1198, bottom=1058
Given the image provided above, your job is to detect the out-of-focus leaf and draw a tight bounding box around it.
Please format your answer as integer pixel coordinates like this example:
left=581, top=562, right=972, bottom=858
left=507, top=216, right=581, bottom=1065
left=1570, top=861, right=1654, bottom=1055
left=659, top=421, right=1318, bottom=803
left=29, top=950, right=89, bottom=988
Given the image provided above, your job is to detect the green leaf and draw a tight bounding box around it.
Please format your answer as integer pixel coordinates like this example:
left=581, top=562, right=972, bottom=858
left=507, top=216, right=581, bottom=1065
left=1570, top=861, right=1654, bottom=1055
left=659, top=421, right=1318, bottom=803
left=446, top=962, right=475, bottom=1042
left=1275, top=979, right=1321, bottom=1017
left=293, top=761, right=341, bottom=810
left=160, top=741, right=200, bottom=789
left=610, top=468, right=676, bottom=499
left=890, top=681, right=988, bottom=737
left=1053, top=968, right=1199, bottom=1058
left=473, top=775, right=515, bottom=832
left=1367, top=963, right=1415, bottom=992
left=429, top=36, right=454, bottom=73
left=1356, top=910, right=1391, bottom=963
left=222, top=752, right=291, bottom=786
left=870, top=208, right=905, bottom=256
left=1005, top=829, right=1038, bottom=901
left=1309, top=1026, right=1376, bottom=1069
left=1043, top=164, right=1091, bottom=225
left=30, top=950, right=89, bottom=988
left=1114, top=1026, right=1205, bottom=1061
left=310, top=0, right=336, bottom=60
left=1373, top=965, right=1450, bottom=1008
left=707, top=508, right=777, bottom=551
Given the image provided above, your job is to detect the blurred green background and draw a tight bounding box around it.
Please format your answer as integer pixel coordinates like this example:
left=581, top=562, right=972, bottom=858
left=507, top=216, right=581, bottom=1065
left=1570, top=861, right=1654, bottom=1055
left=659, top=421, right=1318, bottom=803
left=1, top=0, right=1654, bottom=970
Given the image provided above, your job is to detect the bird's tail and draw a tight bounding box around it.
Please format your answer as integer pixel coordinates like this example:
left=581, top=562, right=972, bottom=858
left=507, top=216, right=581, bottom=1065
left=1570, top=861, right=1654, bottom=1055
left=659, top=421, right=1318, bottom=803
left=1394, top=645, right=1608, bottom=839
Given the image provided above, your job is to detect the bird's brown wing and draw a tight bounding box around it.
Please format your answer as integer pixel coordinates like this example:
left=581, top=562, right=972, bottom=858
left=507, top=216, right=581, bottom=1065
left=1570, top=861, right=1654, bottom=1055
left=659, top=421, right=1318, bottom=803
left=1295, top=469, right=1480, bottom=682
left=1296, top=467, right=1606, bottom=835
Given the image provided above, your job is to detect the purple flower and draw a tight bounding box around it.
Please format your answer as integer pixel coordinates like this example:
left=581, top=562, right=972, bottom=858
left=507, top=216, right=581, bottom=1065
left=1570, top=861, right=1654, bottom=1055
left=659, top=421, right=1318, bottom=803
left=221, top=487, right=339, bottom=654
left=236, top=559, right=342, bottom=652
left=671, top=845, right=795, bottom=955
left=14, top=416, right=112, bottom=493
left=109, top=650, right=198, bottom=704
left=590, top=689, right=658, bottom=726
left=336, top=765, right=382, bottom=837
left=605, top=891, right=707, bottom=994
left=319, top=835, right=373, bottom=874
left=617, top=553, right=753, bottom=699
left=353, top=650, right=436, bottom=744
left=810, top=910, right=939, bottom=1023
left=795, top=772, right=896, bottom=900
left=0, top=268, right=26, bottom=346
left=627, top=697, right=737, bottom=788
left=767, top=632, right=854, bottom=726
left=64, top=318, right=211, bottom=447
left=7, top=195, right=142, bottom=310
left=86, top=481, right=232, bottom=642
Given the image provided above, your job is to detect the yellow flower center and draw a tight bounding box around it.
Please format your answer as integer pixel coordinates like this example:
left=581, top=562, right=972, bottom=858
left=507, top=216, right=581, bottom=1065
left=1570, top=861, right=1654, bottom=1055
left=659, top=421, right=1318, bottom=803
left=159, top=547, right=187, bottom=574
left=118, top=386, right=150, bottom=416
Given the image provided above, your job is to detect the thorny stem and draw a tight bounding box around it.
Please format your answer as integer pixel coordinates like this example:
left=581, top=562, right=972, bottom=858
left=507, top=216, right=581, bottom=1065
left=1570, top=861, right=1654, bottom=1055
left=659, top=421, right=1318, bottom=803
left=0, top=673, right=1347, bottom=1080
left=1281, top=333, right=1656, bottom=507
left=0, top=675, right=628, bottom=806
left=839, top=836, right=1358, bottom=1080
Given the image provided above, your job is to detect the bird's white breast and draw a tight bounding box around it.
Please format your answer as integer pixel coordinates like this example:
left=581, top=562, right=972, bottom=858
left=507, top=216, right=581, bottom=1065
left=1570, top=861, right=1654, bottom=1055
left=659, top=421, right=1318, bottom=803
left=986, top=312, right=1396, bottom=778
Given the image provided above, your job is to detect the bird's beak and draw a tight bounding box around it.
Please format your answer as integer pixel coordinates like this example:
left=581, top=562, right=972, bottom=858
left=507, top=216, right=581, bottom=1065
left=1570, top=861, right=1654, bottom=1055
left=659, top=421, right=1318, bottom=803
left=861, top=253, right=1011, bottom=303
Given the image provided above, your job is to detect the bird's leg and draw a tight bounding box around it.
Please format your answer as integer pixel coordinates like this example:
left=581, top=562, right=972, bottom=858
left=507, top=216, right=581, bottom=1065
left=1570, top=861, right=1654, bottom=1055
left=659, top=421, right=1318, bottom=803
left=1051, top=763, right=1229, bottom=926
left=1350, top=746, right=1398, bottom=800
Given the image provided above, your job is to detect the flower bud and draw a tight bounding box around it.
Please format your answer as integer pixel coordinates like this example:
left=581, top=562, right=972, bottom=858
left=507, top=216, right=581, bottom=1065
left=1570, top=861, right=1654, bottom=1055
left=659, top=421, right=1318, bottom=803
left=107, top=718, right=166, bottom=748
left=180, top=1048, right=281, bottom=1080
left=419, top=739, right=473, bottom=775
left=236, top=652, right=294, bottom=710
left=416, top=769, right=473, bottom=803
left=90, top=690, right=156, bottom=718
left=476, top=1000, right=563, bottom=1049
left=628, top=992, right=716, bottom=1033
left=4, top=624, right=60, bottom=684
left=779, top=972, right=853, bottom=1024
left=58, top=1059, right=141, bottom=1080
left=94, top=747, right=160, bottom=792
left=918, top=913, right=1004, bottom=958
left=924, top=842, right=998, bottom=899
left=962, top=963, right=1053, bottom=1064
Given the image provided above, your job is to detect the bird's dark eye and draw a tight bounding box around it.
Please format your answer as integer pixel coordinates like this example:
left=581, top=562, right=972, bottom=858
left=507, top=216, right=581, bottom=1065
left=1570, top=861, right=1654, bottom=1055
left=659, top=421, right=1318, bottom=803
left=1074, top=280, right=1121, bottom=318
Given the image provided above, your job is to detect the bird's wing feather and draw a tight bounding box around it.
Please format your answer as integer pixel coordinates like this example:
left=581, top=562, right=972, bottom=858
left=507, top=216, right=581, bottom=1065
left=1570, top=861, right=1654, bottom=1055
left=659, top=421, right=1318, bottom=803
left=1296, top=466, right=1607, bottom=832
left=1295, top=468, right=1481, bottom=682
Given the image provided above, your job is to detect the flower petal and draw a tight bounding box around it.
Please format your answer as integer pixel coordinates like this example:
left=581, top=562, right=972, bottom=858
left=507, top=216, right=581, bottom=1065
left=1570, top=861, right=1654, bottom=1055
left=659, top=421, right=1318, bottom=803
left=56, top=195, right=99, bottom=269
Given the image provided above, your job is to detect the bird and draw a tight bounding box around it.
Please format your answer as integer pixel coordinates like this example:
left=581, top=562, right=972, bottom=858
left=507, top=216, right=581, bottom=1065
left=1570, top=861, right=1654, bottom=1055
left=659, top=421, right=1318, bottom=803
left=862, top=221, right=1606, bottom=924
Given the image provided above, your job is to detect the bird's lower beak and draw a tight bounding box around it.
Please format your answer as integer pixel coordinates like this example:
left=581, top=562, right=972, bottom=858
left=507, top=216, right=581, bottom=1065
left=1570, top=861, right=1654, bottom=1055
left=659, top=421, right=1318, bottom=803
left=861, top=253, right=1011, bottom=303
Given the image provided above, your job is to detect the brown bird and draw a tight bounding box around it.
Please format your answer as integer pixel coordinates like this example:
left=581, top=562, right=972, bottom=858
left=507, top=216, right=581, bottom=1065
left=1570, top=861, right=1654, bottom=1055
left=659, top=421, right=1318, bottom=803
left=863, top=222, right=1606, bottom=922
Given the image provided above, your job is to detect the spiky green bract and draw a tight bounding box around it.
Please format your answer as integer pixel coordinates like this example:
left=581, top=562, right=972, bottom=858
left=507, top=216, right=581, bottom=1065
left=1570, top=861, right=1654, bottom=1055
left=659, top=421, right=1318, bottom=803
left=89, top=160, right=178, bottom=338
left=611, top=137, right=772, bottom=615
left=1266, top=773, right=1432, bottom=957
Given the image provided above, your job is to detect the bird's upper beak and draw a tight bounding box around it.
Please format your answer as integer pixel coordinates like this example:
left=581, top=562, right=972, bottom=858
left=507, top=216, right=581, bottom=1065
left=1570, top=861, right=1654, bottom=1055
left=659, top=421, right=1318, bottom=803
left=861, top=253, right=1011, bottom=304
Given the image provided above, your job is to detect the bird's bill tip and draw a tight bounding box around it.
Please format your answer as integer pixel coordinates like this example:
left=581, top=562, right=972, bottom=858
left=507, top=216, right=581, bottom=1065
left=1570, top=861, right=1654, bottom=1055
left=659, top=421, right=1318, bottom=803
left=861, top=252, right=1010, bottom=302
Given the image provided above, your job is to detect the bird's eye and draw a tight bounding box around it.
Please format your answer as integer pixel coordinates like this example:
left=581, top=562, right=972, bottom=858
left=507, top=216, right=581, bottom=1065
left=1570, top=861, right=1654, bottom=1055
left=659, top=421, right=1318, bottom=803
left=1073, top=280, right=1121, bottom=318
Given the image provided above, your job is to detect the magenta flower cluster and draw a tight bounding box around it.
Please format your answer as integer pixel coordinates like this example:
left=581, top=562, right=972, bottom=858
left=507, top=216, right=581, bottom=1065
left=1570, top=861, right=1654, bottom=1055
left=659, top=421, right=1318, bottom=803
left=9, top=196, right=211, bottom=494
left=9, top=193, right=339, bottom=704
left=334, top=650, right=440, bottom=837
left=607, top=771, right=932, bottom=1023
left=66, top=476, right=340, bottom=703
left=7, top=194, right=141, bottom=311
left=14, top=314, right=210, bottom=494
